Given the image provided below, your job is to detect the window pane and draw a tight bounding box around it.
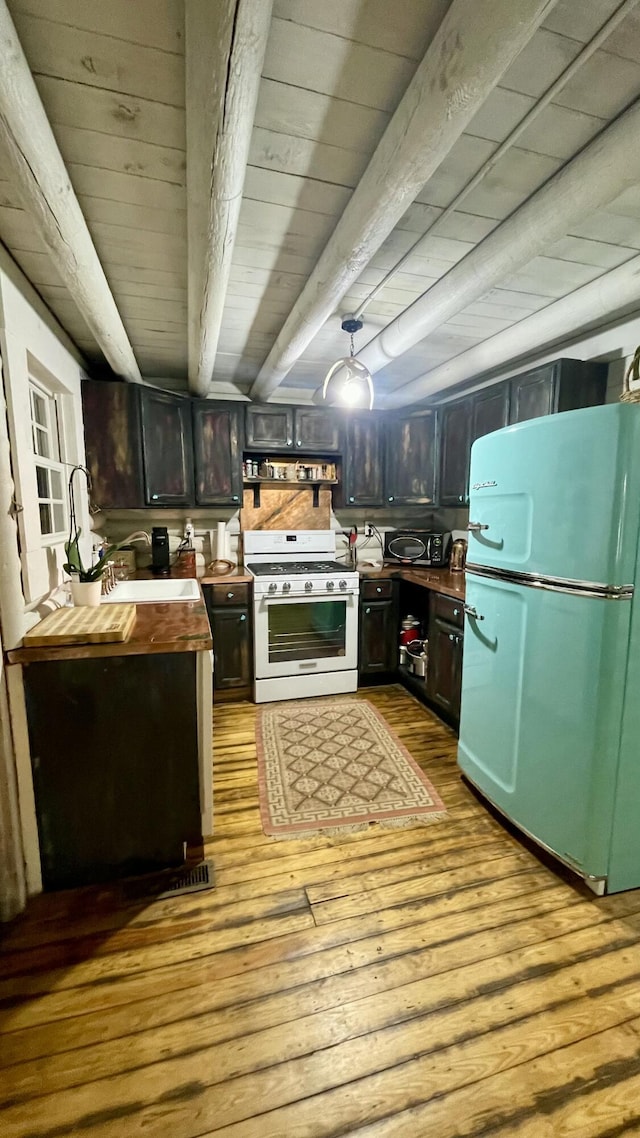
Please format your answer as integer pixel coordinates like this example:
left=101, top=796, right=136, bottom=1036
left=34, top=427, right=50, bottom=458
left=39, top=503, right=52, bottom=534
left=32, top=391, right=47, bottom=427
left=53, top=503, right=65, bottom=533
left=50, top=468, right=63, bottom=499
left=36, top=465, right=49, bottom=498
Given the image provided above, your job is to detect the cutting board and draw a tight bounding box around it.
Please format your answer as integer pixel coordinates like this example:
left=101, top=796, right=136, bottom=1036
left=23, top=604, right=137, bottom=647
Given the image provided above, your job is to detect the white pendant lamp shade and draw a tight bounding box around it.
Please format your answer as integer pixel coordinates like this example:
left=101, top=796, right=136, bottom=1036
left=322, top=317, right=374, bottom=409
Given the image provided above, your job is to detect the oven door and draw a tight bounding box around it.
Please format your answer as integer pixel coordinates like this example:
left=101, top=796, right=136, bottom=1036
left=254, top=591, right=358, bottom=679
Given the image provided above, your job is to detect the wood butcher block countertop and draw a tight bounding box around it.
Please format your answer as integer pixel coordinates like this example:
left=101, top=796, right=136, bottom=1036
left=9, top=598, right=212, bottom=664
left=359, top=565, right=466, bottom=601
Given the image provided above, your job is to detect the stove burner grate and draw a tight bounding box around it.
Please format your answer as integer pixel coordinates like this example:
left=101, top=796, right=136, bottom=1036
left=246, top=560, right=349, bottom=577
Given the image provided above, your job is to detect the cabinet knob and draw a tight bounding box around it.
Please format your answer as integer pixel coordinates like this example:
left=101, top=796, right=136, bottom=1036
left=449, top=633, right=454, bottom=641
left=239, top=613, right=247, bottom=622
left=453, top=608, right=459, bottom=616
left=232, top=495, right=239, bottom=502
left=459, top=495, right=464, bottom=502
left=349, top=496, right=355, bottom=503
left=388, top=495, right=394, bottom=502
left=365, top=606, right=371, bottom=614
left=287, top=438, right=292, bottom=445
left=151, top=493, right=159, bottom=500
left=376, top=586, right=382, bottom=593
left=296, top=440, right=302, bottom=446
left=227, top=592, right=234, bottom=599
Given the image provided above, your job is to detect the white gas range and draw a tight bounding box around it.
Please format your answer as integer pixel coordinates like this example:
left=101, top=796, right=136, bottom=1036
left=244, top=530, right=360, bottom=703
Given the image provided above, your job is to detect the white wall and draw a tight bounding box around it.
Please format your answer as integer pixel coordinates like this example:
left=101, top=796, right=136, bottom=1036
left=0, top=271, right=92, bottom=614
left=0, top=255, right=93, bottom=909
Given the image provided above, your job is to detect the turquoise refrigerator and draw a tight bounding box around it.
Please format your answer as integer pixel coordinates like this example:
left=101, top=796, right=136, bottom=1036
left=458, top=403, right=640, bottom=894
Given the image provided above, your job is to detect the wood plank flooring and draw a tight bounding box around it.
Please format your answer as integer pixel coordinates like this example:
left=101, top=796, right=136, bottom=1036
left=2, top=684, right=640, bottom=1136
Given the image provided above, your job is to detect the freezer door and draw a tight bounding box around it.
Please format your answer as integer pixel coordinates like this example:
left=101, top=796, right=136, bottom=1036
left=467, top=403, right=640, bottom=586
left=458, top=574, right=630, bottom=876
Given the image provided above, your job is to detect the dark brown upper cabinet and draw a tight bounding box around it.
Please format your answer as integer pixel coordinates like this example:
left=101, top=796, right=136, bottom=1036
left=509, top=358, right=607, bottom=424
left=338, top=415, right=384, bottom=507
left=384, top=412, right=437, bottom=506
left=140, top=388, right=194, bottom=507
left=439, top=400, right=472, bottom=507
left=294, top=408, right=340, bottom=452
left=245, top=404, right=294, bottom=450
left=81, top=380, right=145, bottom=509
left=471, top=383, right=510, bottom=445
left=245, top=405, right=340, bottom=453
left=192, top=401, right=243, bottom=507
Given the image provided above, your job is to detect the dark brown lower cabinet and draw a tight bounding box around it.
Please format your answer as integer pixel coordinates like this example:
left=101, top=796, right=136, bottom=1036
left=23, top=653, right=202, bottom=890
left=426, top=612, right=464, bottom=722
left=359, top=580, right=398, bottom=677
left=204, top=584, right=252, bottom=697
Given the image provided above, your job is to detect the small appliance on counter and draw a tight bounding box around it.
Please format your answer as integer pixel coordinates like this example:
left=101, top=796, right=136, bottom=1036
left=450, top=538, right=467, bottom=572
left=384, top=529, right=451, bottom=567
left=151, top=526, right=170, bottom=575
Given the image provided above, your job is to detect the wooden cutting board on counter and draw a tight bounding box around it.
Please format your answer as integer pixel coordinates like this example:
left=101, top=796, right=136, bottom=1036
left=23, top=603, right=137, bottom=647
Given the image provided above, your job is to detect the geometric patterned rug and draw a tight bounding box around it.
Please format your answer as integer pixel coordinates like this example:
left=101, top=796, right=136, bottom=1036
left=256, top=698, right=447, bottom=838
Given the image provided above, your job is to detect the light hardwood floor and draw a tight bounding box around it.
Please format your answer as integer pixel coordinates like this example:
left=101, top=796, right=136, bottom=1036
left=2, top=684, right=640, bottom=1136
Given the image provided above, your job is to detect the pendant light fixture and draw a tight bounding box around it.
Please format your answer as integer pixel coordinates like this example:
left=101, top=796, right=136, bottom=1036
left=322, top=315, right=374, bottom=409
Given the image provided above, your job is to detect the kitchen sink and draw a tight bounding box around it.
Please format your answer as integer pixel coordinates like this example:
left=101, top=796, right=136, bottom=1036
left=101, top=578, right=200, bottom=604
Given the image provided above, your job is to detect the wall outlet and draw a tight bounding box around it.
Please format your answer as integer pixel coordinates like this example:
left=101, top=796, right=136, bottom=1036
left=364, top=523, right=373, bottom=537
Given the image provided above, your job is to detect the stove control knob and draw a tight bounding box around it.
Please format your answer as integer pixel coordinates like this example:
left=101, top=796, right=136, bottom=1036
left=305, top=581, right=313, bottom=592
left=282, top=581, right=291, bottom=592
left=326, top=580, right=335, bottom=591
left=339, top=580, right=347, bottom=590
left=268, top=583, right=278, bottom=593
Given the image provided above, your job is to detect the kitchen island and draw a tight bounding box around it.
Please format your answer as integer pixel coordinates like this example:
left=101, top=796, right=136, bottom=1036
left=9, top=598, right=213, bottom=891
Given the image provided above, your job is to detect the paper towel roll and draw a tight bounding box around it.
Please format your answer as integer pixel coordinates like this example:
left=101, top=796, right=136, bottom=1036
left=216, top=521, right=227, bottom=561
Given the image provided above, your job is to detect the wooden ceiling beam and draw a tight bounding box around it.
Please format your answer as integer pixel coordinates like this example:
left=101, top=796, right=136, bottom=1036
left=359, top=96, right=640, bottom=380
left=248, top=0, right=556, bottom=403
left=382, top=253, right=640, bottom=407
left=186, top=0, right=273, bottom=398
left=0, top=1, right=142, bottom=383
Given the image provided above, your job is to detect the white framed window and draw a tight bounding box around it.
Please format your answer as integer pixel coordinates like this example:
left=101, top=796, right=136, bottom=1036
left=29, top=380, right=67, bottom=541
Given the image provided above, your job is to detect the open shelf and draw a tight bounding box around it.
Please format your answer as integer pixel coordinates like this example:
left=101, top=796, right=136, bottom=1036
left=243, top=478, right=338, bottom=486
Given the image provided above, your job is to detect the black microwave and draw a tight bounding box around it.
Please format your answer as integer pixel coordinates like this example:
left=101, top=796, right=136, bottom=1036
left=383, top=529, right=451, bottom=567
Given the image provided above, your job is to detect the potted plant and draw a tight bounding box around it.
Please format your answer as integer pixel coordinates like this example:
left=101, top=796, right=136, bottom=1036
left=63, top=466, right=127, bottom=606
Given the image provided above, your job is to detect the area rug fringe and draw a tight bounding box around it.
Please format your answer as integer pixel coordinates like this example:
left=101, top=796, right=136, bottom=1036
left=266, top=812, right=449, bottom=841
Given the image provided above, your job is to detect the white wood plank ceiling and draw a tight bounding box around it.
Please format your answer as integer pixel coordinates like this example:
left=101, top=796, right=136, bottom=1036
left=1, top=0, right=640, bottom=407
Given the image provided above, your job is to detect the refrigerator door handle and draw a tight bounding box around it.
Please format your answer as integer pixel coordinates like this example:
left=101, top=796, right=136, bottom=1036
left=467, top=521, right=489, bottom=533
left=464, top=603, right=484, bottom=621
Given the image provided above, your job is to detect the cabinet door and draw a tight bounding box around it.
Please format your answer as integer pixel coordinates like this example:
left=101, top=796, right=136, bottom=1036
left=245, top=405, right=294, bottom=450
left=385, top=413, right=436, bottom=505
left=359, top=599, right=397, bottom=674
left=471, top=383, right=509, bottom=446
left=81, top=380, right=145, bottom=509
left=427, top=617, right=463, bottom=720
left=341, top=416, right=384, bottom=507
left=294, top=408, right=341, bottom=452
left=210, top=606, right=251, bottom=689
left=193, top=402, right=243, bottom=506
left=509, top=366, right=555, bottom=424
left=140, top=389, right=194, bottom=506
left=439, top=400, right=472, bottom=506
left=25, top=654, right=201, bottom=889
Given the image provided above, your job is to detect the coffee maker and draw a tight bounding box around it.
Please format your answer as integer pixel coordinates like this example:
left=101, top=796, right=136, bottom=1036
left=151, top=526, right=170, bottom=574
